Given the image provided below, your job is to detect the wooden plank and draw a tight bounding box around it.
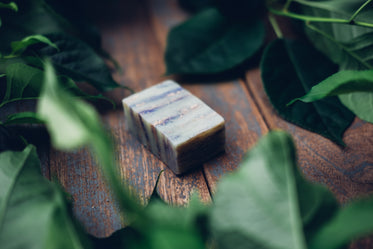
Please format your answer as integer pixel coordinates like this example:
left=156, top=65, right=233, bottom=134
left=49, top=148, right=122, bottom=237
left=245, top=69, right=373, bottom=203
left=149, top=0, right=269, bottom=194
left=192, top=81, right=269, bottom=194
left=98, top=0, right=212, bottom=206
left=49, top=0, right=212, bottom=237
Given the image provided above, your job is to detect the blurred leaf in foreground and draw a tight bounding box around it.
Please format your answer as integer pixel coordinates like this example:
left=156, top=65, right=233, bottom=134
left=0, top=145, right=89, bottom=249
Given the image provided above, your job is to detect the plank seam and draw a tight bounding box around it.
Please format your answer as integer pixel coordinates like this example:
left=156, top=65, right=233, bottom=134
left=241, top=75, right=272, bottom=130
left=201, top=168, right=214, bottom=202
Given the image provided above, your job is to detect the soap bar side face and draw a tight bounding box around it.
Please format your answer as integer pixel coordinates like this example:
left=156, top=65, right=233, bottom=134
left=123, top=101, right=178, bottom=169
left=176, top=124, right=225, bottom=174
left=122, top=80, right=225, bottom=174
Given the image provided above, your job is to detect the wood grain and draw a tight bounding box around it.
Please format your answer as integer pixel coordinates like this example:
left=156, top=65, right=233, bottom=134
left=149, top=0, right=269, bottom=195
left=48, top=0, right=214, bottom=237
left=98, top=0, right=212, bottom=206
left=49, top=148, right=122, bottom=237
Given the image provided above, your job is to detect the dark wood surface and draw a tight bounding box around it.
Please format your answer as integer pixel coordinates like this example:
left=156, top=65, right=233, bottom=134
left=39, top=0, right=373, bottom=246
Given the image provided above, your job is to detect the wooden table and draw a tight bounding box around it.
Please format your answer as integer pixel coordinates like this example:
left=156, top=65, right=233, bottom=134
left=39, top=0, right=373, bottom=247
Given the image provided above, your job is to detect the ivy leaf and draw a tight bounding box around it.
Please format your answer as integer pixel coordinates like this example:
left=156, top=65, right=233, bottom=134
left=0, top=145, right=89, bottom=249
left=295, top=0, right=373, bottom=25
left=1, top=63, right=44, bottom=108
left=3, top=112, right=44, bottom=125
left=339, top=92, right=373, bottom=123
left=305, top=23, right=373, bottom=71
left=301, top=4, right=373, bottom=71
left=32, top=33, right=120, bottom=91
left=309, top=198, right=373, bottom=249
left=0, top=0, right=64, bottom=53
left=287, top=68, right=373, bottom=123
left=0, top=62, right=110, bottom=108
left=302, top=6, right=373, bottom=124
left=289, top=69, right=373, bottom=104
left=211, top=131, right=338, bottom=249
left=260, top=39, right=354, bottom=146
left=165, top=8, right=265, bottom=75
left=10, top=34, right=58, bottom=56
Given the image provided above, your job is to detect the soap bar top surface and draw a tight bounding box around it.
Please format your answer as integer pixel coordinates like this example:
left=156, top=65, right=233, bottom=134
left=122, top=80, right=224, bottom=148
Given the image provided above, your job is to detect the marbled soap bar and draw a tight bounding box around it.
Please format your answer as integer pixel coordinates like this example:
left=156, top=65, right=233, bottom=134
left=122, top=80, right=225, bottom=174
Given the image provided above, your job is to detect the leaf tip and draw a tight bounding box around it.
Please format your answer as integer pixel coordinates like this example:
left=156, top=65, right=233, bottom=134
left=287, top=98, right=298, bottom=106
left=10, top=2, right=18, bottom=12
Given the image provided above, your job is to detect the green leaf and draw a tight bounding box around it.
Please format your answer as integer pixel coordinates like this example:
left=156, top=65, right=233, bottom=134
left=10, top=34, right=58, bottom=56
left=0, top=2, right=18, bottom=12
left=37, top=61, right=103, bottom=150
left=0, top=0, right=64, bottom=53
left=339, top=92, right=373, bottom=123
left=141, top=197, right=207, bottom=249
left=293, top=0, right=372, bottom=22
left=0, top=145, right=89, bottom=249
left=3, top=112, right=44, bottom=125
left=33, top=33, right=120, bottom=91
left=0, top=62, right=110, bottom=108
left=301, top=6, right=373, bottom=124
left=165, top=8, right=265, bottom=75
left=303, top=7, right=373, bottom=71
left=260, top=39, right=355, bottom=146
left=289, top=69, right=373, bottom=104
left=1, top=63, right=44, bottom=107
left=211, top=130, right=373, bottom=249
left=309, top=198, right=373, bottom=249
left=0, top=0, right=114, bottom=64
left=211, top=131, right=309, bottom=249
left=287, top=67, right=373, bottom=122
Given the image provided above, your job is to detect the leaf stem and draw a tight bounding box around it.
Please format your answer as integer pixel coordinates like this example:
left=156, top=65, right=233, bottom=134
left=268, top=14, right=283, bottom=39
left=283, top=0, right=293, bottom=11
left=269, top=7, right=373, bottom=29
left=306, top=22, right=373, bottom=69
left=349, top=0, right=373, bottom=23
left=0, top=97, right=40, bottom=109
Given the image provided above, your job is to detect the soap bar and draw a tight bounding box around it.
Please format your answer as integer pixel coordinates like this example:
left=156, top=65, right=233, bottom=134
left=122, top=80, right=225, bottom=174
